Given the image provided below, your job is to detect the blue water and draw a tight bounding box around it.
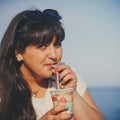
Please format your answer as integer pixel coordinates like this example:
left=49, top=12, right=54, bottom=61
left=89, top=87, right=120, bottom=120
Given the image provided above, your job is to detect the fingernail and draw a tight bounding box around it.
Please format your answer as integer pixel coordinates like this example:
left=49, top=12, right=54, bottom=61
left=60, top=62, right=66, bottom=65
left=61, top=81, right=64, bottom=85
left=65, top=106, right=69, bottom=110
left=55, top=67, right=59, bottom=71
left=70, top=114, right=74, bottom=118
left=73, top=117, right=76, bottom=120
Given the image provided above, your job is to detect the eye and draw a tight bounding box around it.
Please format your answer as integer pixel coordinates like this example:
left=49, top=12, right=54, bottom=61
left=37, top=44, right=47, bottom=49
left=54, top=42, right=62, bottom=47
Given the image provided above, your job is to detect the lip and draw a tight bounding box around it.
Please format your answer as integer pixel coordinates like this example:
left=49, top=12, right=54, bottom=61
left=45, top=63, right=56, bottom=69
left=47, top=64, right=53, bottom=69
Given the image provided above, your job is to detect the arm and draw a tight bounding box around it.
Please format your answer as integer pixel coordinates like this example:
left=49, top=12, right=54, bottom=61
left=52, top=64, right=105, bottom=120
left=73, top=89, right=105, bottom=120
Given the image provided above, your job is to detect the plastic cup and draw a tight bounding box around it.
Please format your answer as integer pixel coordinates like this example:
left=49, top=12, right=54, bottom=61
left=50, top=88, right=74, bottom=114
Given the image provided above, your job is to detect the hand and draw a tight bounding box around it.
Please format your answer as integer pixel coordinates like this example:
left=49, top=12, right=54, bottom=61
left=39, top=105, right=72, bottom=120
left=55, top=64, right=77, bottom=89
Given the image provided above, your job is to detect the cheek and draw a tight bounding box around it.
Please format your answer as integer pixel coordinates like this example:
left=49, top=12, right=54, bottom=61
left=22, top=49, right=44, bottom=64
left=57, top=48, right=63, bottom=61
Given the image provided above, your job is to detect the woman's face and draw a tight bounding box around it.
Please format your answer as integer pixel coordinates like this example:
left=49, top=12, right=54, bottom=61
left=17, top=37, right=63, bottom=81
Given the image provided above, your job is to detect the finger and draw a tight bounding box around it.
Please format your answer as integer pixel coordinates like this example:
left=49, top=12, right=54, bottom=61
left=61, top=76, right=77, bottom=89
left=59, top=66, right=73, bottom=79
left=50, top=105, right=67, bottom=115
left=64, top=82, right=77, bottom=89
left=61, top=73, right=76, bottom=84
left=59, top=81, right=76, bottom=89
left=55, top=113, right=73, bottom=120
left=55, top=64, right=70, bottom=72
left=54, top=65, right=71, bottom=81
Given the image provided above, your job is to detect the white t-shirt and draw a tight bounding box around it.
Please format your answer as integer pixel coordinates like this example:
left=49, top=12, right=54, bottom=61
left=32, top=75, right=87, bottom=120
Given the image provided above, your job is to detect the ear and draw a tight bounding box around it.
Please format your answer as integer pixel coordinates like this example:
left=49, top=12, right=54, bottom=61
left=15, top=50, right=23, bottom=62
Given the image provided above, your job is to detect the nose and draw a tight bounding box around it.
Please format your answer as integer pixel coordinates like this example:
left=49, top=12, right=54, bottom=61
left=48, top=45, right=57, bottom=60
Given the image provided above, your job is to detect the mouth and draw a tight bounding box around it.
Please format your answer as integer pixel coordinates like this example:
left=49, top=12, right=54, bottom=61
left=46, top=64, right=57, bottom=69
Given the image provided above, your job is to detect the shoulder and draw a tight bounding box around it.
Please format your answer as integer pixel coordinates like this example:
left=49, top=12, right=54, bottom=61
left=69, top=65, right=87, bottom=96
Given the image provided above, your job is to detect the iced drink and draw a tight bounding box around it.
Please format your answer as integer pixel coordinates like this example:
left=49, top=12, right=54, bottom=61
left=50, top=88, right=74, bottom=114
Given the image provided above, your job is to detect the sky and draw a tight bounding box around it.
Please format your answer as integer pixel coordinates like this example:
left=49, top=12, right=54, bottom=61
left=0, top=0, right=120, bottom=87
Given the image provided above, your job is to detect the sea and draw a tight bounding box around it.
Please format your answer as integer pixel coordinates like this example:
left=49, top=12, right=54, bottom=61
left=89, top=87, right=120, bottom=120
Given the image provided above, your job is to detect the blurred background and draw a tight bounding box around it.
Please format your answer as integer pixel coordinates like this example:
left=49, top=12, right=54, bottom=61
left=0, top=0, right=120, bottom=119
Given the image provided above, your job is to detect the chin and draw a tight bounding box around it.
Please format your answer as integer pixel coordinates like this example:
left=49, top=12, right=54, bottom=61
left=45, top=72, right=53, bottom=78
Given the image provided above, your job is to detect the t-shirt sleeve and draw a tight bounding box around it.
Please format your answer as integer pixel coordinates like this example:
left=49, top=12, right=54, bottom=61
left=76, top=73, right=87, bottom=96
left=70, top=65, right=87, bottom=96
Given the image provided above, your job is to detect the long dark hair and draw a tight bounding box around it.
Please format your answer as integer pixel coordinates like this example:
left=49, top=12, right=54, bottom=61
left=0, top=9, right=65, bottom=120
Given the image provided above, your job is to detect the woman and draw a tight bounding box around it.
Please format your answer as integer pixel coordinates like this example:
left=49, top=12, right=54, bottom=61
left=0, top=9, right=104, bottom=120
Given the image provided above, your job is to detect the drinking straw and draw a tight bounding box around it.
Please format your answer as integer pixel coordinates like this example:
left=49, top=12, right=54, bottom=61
left=52, top=62, right=65, bottom=89
left=56, top=71, right=60, bottom=89
left=52, top=65, right=60, bottom=89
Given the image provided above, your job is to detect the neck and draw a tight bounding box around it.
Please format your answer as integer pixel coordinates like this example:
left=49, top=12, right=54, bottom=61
left=20, top=65, right=49, bottom=98
left=30, top=78, right=49, bottom=98
left=27, top=78, right=49, bottom=98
